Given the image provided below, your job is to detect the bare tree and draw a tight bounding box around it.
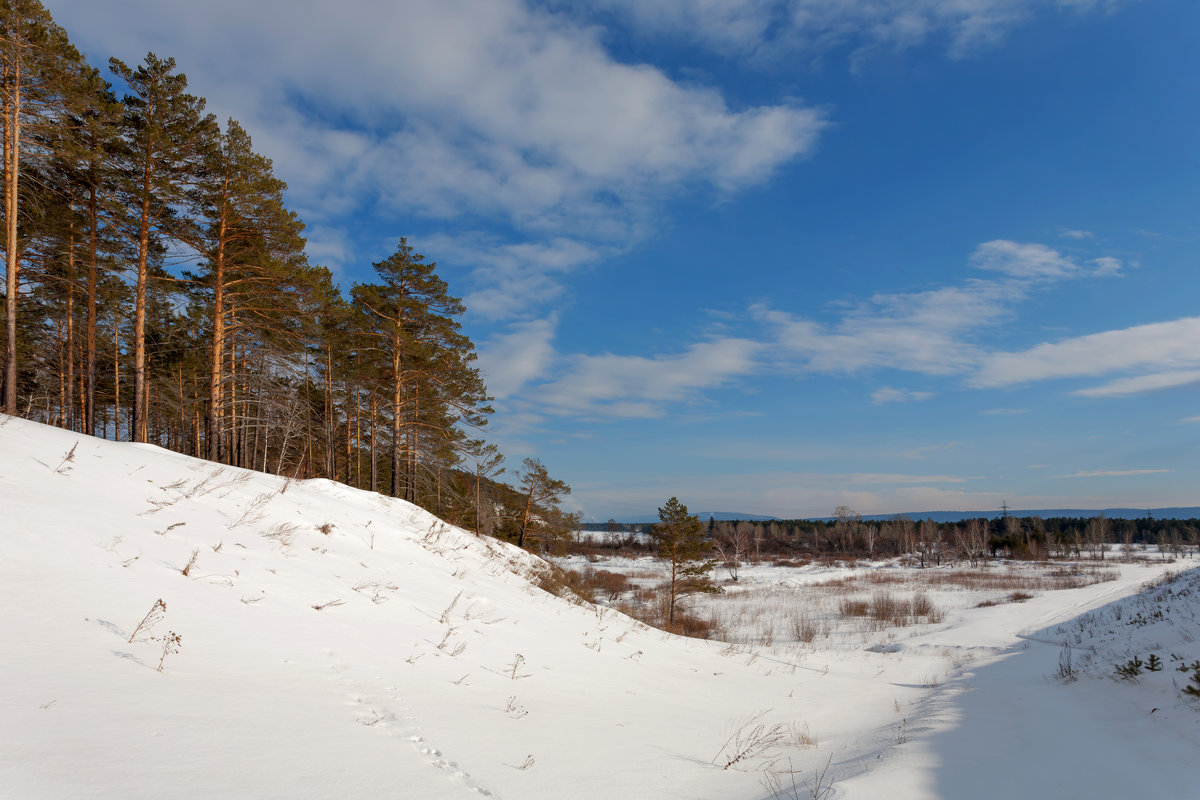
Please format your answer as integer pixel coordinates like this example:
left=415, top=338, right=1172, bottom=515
left=1086, top=514, right=1110, bottom=560
left=713, top=522, right=751, bottom=581
left=957, top=518, right=988, bottom=566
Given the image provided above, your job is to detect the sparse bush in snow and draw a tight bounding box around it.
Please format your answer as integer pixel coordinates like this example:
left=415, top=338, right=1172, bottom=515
left=1057, top=642, right=1076, bottom=682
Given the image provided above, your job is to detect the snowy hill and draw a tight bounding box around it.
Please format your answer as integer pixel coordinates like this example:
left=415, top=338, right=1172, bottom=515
left=2, top=414, right=1199, bottom=799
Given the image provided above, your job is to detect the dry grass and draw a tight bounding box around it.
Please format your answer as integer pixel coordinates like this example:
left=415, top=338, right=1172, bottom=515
left=837, top=590, right=945, bottom=629
left=534, top=565, right=633, bottom=603
left=815, top=564, right=1117, bottom=595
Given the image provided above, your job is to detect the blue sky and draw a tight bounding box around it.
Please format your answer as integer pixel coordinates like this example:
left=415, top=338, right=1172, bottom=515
left=48, top=0, right=1200, bottom=519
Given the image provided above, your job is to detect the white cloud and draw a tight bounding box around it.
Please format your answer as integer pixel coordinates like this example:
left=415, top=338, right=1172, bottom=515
left=1180, top=416, right=1200, bottom=424
left=1073, top=370, right=1200, bottom=398
left=973, top=318, right=1200, bottom=389
left=48, top=0, right=824, bottom=312
left=422, top=234, right=609, bottom=321
left=1052, top=469, right=1171, bottom=478
left=755, top=278, right=1020, bottom=375
left=1060, top=228, right=1094, bottom=239
left=871, top=387, right=934, bottom=405
left=477, top=316, right=560, bottom=401
left=982, top=407, right=1027, bottom=415
left=537, top=338, right=762, bottom=418
left=1091, top=256, right=1123, bottom=277
left=559, top=0, right=1130, bottom=61
left=969, top=239, right=1081, bottom=281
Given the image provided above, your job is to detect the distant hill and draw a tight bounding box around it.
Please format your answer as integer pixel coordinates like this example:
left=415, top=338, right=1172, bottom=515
left=591, top=507, right=1200, bottom=525
left=822, top=507, right=1200, bottom=523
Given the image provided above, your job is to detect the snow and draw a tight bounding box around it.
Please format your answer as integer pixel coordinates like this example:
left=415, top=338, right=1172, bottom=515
left=2, top=414, right=1198, bottom=799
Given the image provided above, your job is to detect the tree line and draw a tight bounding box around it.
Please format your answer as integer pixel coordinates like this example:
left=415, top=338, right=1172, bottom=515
left=0, top=0, right=573, bottom=545
left=580, top=510, right=1200, bottom=562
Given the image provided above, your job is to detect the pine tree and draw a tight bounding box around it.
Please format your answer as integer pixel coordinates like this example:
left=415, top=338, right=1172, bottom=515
left=186, top=118, right=304, bottom=462
left=651, top=497, right=719, bottom=627
left=467, top=440, right=504, bottom=535
left=351, top=238, right=489, bottom=501
left=109, top=52, right=217, bottom=443
left=51, top=62, right=122, bottom=435
left=1, top=0, right=80, bottom=414
left=514, top=457, right=570, bottom=550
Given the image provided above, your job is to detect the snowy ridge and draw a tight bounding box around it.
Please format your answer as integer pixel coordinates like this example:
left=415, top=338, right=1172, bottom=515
left=2, top=414, right=1199, bottom=799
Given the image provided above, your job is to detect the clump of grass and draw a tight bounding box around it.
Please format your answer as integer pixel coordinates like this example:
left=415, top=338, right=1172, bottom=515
left=789, top=613, right=824, bottom=643
left=840, top=598, right=870, bottom=617
left=838, top=590, right=943, bottom=629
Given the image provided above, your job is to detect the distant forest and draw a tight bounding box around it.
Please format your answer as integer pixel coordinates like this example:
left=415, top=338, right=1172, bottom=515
left=581, top=513, right=1200, bottom=561
left=0, top=1, right=571, bottom=544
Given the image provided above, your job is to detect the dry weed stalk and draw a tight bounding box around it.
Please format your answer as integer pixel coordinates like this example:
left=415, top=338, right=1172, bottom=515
left=156, top=631, right=182, bottom=672
left=231, top=491, right=273, bottom=529
left=440, top=590, right=464, bottom=624
left=312, top=599, right=346, bottom=611
left=713, top=710, right=789, bottom=770
left=54, top=442, right=78, bottom=474
left=129, top=598, right=167, bottom=643
left=261, top=522, right=298, bottom=546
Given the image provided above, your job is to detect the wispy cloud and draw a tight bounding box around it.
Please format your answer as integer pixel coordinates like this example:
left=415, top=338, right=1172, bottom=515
left=973, top=318, right=1200, bottom=390
left=871, top=387, right=934, bottom=405
left=1052, top=469, right=1171, bottom=479
left=1073, top=370, right=1200, bottom=398
left=537, top=337, right=762, bottom=418
left=422, top=234, right=609, bottom=321
left=477, top=316, right=560, bottom=401
left=969, top=239, right=1081, bottom=280
left=559, top=0, right=1132, bottom=62
left=982, top=408, right=1027, bottom=415
left=1060, top=228, right=1094, bottom=240
left=757, top=240, right=1106, bottom=377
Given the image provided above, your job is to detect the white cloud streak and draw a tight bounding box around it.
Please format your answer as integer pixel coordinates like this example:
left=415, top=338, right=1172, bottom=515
left=1052, top=469, right=1171, bottom=479
left=871, top=387, right=934, bottom=405
left=477, top=316, right=560, bottom=401
left=973, top=318, right=1200, bottom=389
left=559, top=0, right=1131, bottom=61
left=538, top=338, right=762, bottom=418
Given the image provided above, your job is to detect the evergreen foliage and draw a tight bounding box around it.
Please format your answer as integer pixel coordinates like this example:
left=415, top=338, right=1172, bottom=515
left=651, top=497, right=719, bottom=626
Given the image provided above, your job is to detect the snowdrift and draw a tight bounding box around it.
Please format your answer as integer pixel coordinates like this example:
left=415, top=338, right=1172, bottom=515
left=2, top=415, right=1198, bottom=799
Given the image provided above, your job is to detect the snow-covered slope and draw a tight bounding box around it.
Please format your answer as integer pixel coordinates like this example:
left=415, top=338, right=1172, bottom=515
left=2, top=415, right=1198, bottom=799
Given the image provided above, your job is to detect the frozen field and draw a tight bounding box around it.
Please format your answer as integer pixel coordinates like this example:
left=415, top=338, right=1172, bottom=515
left=2, top=414, right=1199, bottom=799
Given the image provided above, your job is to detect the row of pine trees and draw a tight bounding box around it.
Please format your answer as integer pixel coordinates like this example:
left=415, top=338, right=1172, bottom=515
left=0, top=0, right=550, bottom=537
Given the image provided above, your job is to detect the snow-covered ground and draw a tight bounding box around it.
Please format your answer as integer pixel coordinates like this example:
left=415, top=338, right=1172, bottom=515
left=2, top=414, right=1198, bottom=799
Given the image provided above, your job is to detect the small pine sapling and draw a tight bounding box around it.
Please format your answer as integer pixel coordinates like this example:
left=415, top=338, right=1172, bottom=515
left=1115, top=656, right=1144, bottom=682
left=1183, top=665, right=1200, bottom=699
left=1146, top=654, right=1163, bottom=672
